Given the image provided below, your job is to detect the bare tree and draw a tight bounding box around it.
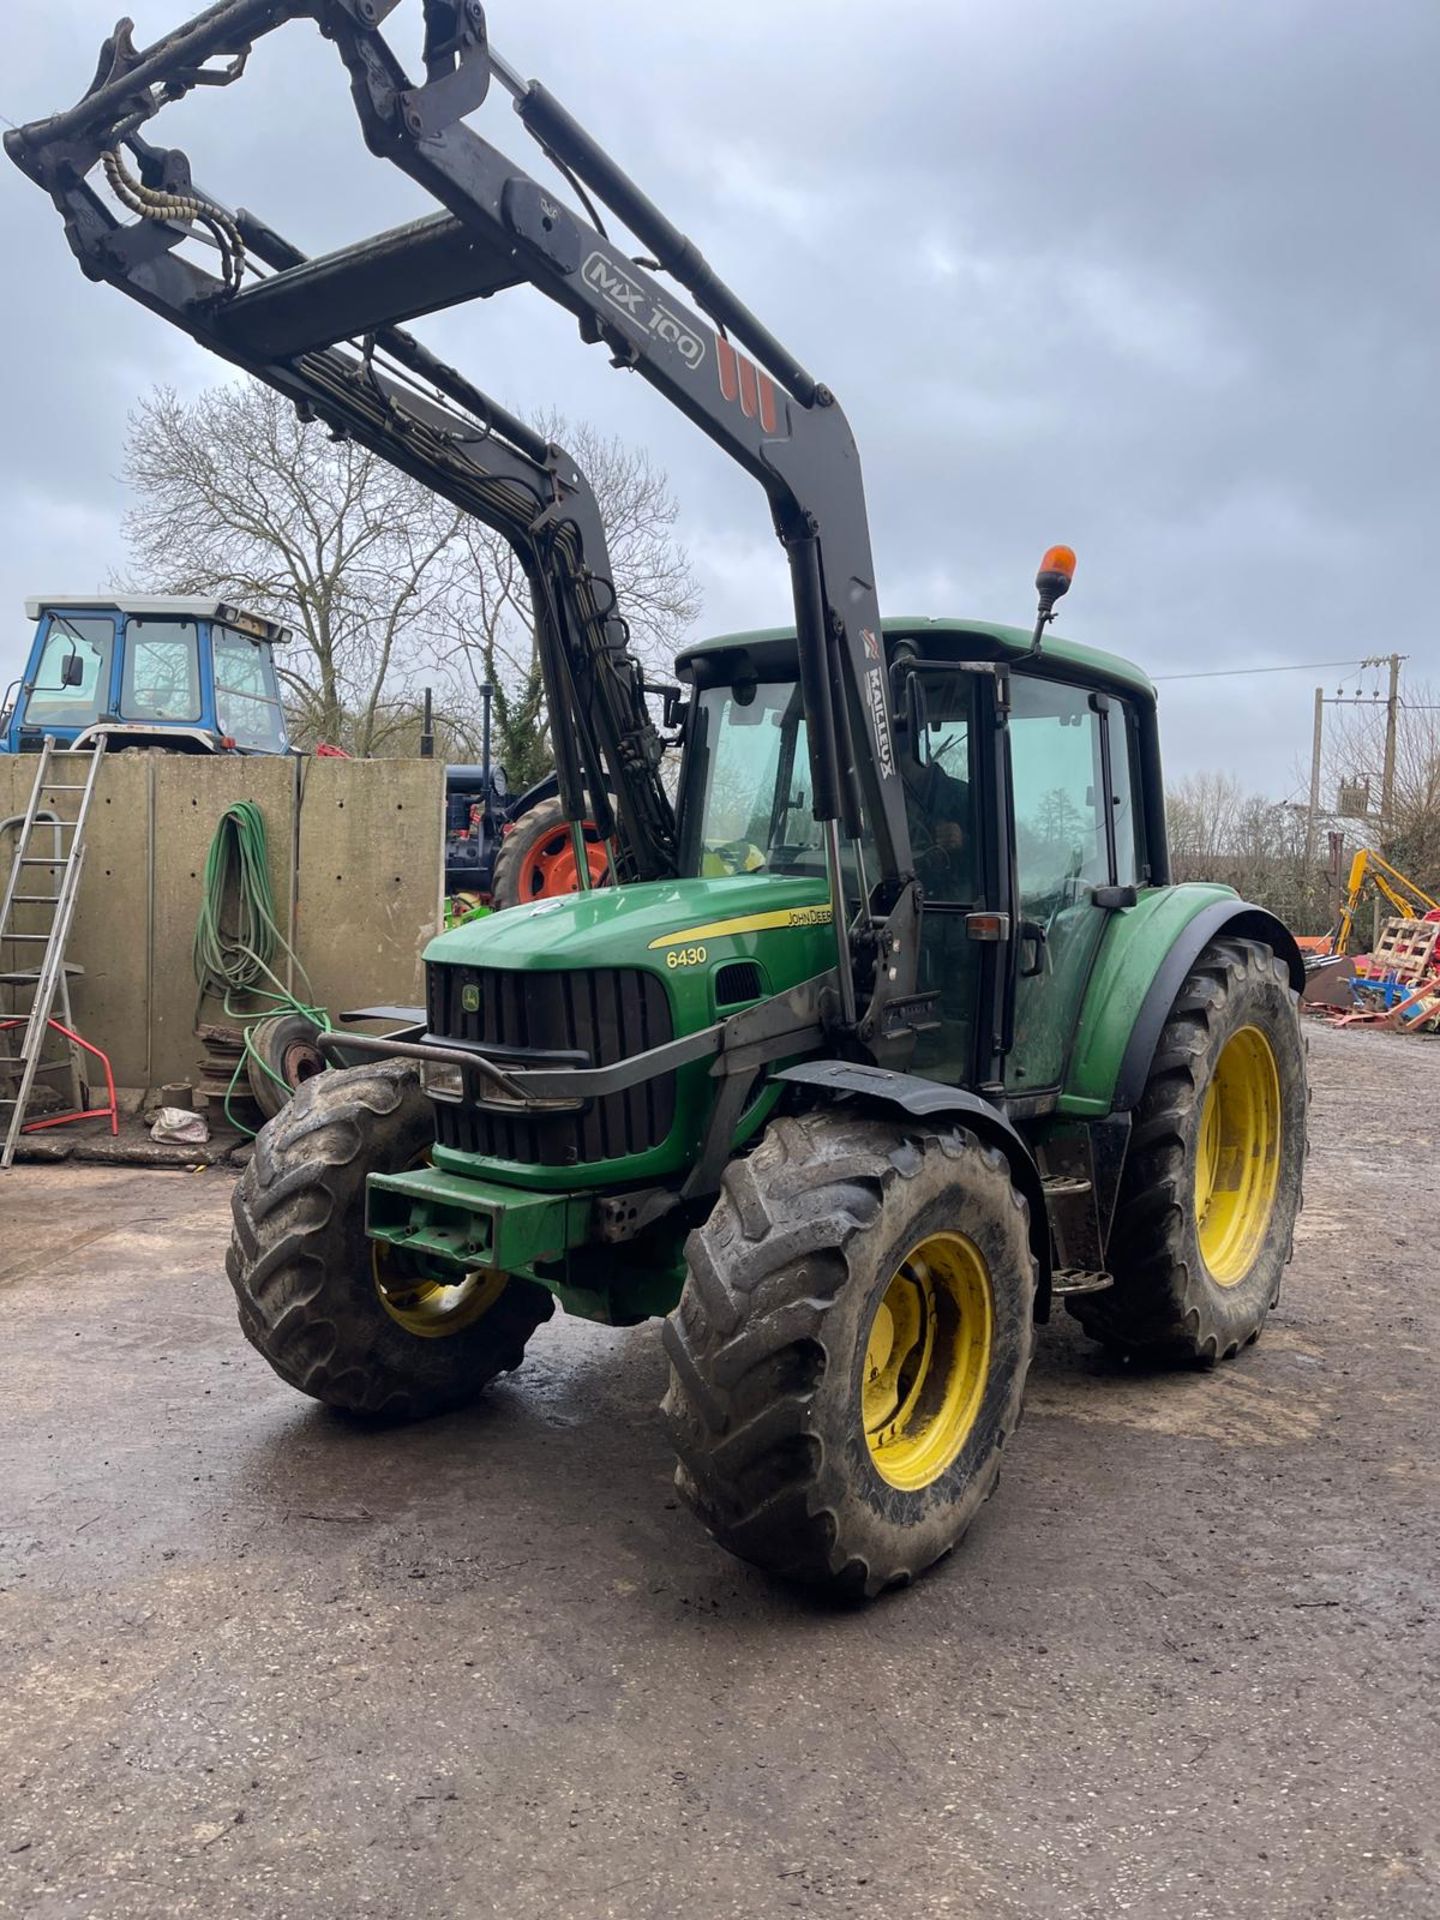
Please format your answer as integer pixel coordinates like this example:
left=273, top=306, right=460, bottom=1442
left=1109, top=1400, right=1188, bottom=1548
left=121, top=385, right=700, bottom=772
left=1320, top=678, right=1440, bottom=892
left=122, top=385, right=469, bottom=754
left=1167, top=770, right=1320, bottom=930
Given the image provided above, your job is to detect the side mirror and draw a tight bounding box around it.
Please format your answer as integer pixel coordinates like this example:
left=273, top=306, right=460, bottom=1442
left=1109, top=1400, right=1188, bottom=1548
left=61, top=653, right=84, bottom=688
left=644, top=680, right=686, bottom=732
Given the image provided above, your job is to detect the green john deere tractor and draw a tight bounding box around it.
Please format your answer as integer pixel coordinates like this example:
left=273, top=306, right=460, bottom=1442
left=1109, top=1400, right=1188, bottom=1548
left=10, top=0, right=1306, bottom=1595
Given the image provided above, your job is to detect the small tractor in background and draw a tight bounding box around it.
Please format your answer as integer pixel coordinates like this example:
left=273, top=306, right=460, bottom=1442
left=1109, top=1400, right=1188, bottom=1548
left=1, top=595, right=294, bottom=755
left=441, top=682, right=612, bottom=911
left=3, top=596, right=600, bottom=912
left=10, top=0, right=1308, bottom=1597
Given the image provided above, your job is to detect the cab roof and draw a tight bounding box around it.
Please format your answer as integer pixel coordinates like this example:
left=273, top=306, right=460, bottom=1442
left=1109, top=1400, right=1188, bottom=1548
left=26, top=596, right=291, bottom=644
left=677, top=616, right=1155, bottom=701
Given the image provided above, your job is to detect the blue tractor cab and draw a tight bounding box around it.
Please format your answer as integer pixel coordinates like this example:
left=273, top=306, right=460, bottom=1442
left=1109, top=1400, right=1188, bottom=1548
left=0, top=596, right=292, bottom=754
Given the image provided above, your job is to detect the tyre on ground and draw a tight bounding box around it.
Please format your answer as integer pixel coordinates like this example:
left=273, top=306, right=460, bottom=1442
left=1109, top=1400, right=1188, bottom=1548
left=244, top=1010, right=327, bottom=1120
left=489, top=796, right=610, bottom=910
left=1069, top=935, right=1305, bottom=1362
left=227, top=1060, right=553, bottom=1416
left=662, top=1110, right=1036, bottom=1597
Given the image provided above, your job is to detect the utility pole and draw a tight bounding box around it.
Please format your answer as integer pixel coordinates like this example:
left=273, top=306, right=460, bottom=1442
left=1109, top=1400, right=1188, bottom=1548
left=1315, top=652, right=1407, bottom=845
left=1379, top=651, right=1402, bottom=839
left=1303, top=684, right=1324, bottom=892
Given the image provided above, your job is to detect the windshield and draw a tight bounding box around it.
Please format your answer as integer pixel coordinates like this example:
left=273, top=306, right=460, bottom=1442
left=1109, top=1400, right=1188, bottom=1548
left=680, top=679, right=828, bottom=880
left=23, top=615, right=115, bottom=727
left=213, top=626, right=289, bottom=752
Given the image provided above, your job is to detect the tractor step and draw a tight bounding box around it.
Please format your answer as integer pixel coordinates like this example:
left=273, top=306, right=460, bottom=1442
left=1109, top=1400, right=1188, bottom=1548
left=1050, top=1268, right=1114, bottom=1296
left=1042, top=1174, right=1093, bottom=1195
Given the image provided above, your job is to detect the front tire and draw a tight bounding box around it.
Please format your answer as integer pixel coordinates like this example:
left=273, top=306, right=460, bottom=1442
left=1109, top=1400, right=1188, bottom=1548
left=1069, top=936, right=1305, bottom=1361
left=661, top=1111, right=1036, bottom=1597
left=227, top=1061, right=553, bottom=1416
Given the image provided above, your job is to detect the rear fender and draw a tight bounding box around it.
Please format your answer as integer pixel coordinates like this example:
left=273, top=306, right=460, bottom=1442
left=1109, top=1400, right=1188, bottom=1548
left=1064, top=888, right=1304, bottom=1118
left=772, top=1059, right=1053, bottom=1321
left=1113, top=902, right=1303, bottom=1111
left=73, top=724, right=219, bottom=753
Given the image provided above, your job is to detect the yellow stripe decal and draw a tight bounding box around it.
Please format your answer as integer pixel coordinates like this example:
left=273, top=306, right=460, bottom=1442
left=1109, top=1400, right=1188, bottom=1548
left=648, top=904, right=833, bottom=950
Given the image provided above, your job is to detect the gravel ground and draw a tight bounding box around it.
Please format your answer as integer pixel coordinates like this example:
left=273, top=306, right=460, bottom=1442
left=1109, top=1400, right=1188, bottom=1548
left=0, top=1019, right=1435, bottom=1919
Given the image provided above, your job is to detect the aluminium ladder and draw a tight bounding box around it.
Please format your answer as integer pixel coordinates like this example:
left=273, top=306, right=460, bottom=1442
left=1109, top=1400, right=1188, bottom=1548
left=0, top=735, right=107, bottom=1167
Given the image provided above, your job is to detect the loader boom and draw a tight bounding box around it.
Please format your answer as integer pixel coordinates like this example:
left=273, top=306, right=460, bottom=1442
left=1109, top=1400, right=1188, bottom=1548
left=7, top=0, right=922, bottom=1034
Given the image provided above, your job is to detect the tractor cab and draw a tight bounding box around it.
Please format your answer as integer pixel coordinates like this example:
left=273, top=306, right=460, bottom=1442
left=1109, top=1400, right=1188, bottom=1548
left=676, top=616, right=1163, bottom=1094
left=0, top=596, right=292, bottom=754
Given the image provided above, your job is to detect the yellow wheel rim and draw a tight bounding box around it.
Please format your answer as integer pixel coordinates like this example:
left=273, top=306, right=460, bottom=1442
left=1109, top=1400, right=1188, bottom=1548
left=371, top=1148, right=510, bottom=1339
left=863, top=1232, right=993, bottom=1492
left=373, top=1245, right=509, bottom=1339
left=1194, top=1025, right=1282, bottom=1286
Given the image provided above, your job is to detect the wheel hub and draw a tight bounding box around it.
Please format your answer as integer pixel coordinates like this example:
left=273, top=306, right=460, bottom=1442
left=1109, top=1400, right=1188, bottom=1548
left=518, top=825, right=609, bottom=900
left=863, top=1232, right=993, bottom=1492
left=373, top=1247, right=509, bottom=1338
left=371, top=1150, right=510, bottom=1338
left=1194, top=1024, right=1282, bottom=1286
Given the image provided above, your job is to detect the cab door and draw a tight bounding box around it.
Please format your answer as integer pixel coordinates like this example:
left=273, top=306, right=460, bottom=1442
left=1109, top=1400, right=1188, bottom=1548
left=899, top=664, right=1010, bottom=1089
left=1003, top=675, right=1136, bottom=1097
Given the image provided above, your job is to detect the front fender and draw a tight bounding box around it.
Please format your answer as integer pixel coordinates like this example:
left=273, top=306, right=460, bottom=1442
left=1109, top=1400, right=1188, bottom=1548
left=1062, top=887, right=1304, bottom=1118
left=772, top=1059, right=1053, bottom=1321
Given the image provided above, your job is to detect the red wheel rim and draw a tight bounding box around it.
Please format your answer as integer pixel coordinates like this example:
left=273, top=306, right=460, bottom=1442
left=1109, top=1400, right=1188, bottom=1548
left=280, top=1039, right=325, bottom=1089
left=516, top=823, right=610, bottom=900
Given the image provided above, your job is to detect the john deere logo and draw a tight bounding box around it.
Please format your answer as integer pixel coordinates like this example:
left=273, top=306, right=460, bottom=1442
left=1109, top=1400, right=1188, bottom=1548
left=461, top=984, right=481, bottom=1013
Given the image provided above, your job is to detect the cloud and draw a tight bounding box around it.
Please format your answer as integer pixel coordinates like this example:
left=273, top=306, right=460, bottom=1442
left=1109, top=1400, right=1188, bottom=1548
left=2, top=0, right=1435, bottom=797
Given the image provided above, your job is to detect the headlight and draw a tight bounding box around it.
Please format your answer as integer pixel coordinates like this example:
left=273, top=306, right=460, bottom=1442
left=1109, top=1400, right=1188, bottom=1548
left=420, top=1060, right=465, bottom=1102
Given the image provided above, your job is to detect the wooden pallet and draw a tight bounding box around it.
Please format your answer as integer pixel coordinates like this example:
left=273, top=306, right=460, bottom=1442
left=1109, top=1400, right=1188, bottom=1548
left=1371, top=916, right=1440, bottom=982
left=1386, top=980, right=1440, bottom=1032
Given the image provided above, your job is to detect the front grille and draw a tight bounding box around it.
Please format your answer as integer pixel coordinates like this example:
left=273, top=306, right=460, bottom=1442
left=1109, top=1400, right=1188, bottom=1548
left=426, top=964, right=676, bottom=1167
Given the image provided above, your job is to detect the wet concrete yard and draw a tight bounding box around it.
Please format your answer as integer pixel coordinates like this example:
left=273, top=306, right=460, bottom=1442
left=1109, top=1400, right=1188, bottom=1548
left=1, top=1020, right=1436, bottom=1918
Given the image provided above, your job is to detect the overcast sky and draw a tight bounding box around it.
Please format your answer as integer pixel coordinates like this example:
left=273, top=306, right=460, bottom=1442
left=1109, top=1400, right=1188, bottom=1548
left=2, top=0, right=1436, bottom=792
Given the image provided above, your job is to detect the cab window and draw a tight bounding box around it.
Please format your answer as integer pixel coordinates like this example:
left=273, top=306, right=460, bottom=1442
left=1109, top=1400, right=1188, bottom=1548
left=123, top=619, right=202, bottom=723
left=213, top=627, right=289, bottom=752
left=1010, top=678, right=1109, bottom=907
left=1006, top=675, right=1113, bottom=1093
left=24, top=616, right=115, bottom=726
left=1108, top=702, right=1141, bottom=887
left=901, top=674, right=976, bottom=904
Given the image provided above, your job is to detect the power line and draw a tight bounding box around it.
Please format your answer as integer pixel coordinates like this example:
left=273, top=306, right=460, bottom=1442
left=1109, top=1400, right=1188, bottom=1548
left=1152, top=657, right=1365, bottom=684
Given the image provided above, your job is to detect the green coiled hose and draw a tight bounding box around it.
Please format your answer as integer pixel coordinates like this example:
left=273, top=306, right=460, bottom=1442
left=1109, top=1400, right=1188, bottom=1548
left=193, top=799, right=330, bottom=1132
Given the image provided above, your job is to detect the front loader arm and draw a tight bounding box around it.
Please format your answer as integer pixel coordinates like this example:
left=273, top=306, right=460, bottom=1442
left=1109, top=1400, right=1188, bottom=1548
left=7, top=0, right=923, bottom=1039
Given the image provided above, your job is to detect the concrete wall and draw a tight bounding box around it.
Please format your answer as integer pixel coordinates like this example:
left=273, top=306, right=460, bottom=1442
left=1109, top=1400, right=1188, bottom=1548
left=1, top=753, right=444, bottom=1091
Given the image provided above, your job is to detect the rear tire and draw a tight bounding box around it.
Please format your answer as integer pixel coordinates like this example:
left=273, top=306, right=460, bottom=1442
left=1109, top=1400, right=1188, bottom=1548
left=490, top=796, right=610, bottom=910
left=227, top=1060, right=553, bottom=1416
left=1069, top=936, right=1305, bottom=1362
left=661, top=1111, right=1036, bottom=1597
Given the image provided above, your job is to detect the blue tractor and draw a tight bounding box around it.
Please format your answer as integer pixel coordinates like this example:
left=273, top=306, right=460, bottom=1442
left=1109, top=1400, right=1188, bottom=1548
left=1, top=596, right=292, bottom=756
left=2, top=596, right=604, bottom=908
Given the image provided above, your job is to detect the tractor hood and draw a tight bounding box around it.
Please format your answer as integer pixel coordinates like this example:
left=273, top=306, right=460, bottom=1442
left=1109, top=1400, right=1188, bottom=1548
left=425, top=874, right=835, bottom=977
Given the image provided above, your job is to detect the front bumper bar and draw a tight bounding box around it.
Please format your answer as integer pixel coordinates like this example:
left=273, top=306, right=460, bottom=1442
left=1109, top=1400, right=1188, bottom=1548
left=367, top=1164, right=591, bottom=1273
